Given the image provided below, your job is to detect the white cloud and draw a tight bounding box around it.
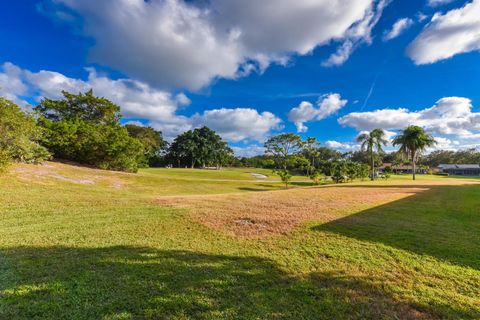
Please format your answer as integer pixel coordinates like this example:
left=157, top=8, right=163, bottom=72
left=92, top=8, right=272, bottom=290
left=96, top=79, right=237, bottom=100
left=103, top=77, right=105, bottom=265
left=288, top=101, right=317, bottom=133
left=288, top=93, right=348, bottom=132
left=0, top=63, right=30, bottom=105
left=47, top=0, right=385, bottom=90
left=192, top=108, right=282, bottom=142
left=325, top=140, right=359, bottom=151
left=338, top=96, right=480, bottom=150
left=408, top=0, right=480, bottom=64
left=427, top=0, right=457, bottom=7
left=322, top=0, right=390, bottom=66
left=383, top=18, right=414, bottom=41
left=0, top=62, right=281, bottom=142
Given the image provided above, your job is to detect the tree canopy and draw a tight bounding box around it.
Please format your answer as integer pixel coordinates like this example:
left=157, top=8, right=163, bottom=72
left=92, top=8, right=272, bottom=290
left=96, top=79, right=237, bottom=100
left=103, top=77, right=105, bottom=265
left=35, top=90, right=144, bottom=172
left=264, top=133, right=303, bottom=170
left=356, top=128, right=387, bottom=180
left=125, top=124, right=167, bottom=167
left=0, top=98, right=50, bottom=170
left=393, top=125, right=436, bottom=180
left=167, top=126, right=233, bottom=169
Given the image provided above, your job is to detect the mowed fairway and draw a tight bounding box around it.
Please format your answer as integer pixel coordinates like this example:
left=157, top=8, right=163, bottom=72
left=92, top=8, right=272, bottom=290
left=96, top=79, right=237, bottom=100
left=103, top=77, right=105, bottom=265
left=1, top=162, right=480, bottom=319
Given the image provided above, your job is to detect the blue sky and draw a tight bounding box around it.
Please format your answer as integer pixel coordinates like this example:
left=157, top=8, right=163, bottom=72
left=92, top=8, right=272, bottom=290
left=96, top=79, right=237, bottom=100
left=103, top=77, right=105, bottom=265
left=1, top=0, right=480, bottom=156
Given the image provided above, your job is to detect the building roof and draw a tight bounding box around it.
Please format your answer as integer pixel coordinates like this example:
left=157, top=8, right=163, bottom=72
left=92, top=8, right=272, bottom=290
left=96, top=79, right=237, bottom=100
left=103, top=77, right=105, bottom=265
left=438, top=164, right=480, bottom=169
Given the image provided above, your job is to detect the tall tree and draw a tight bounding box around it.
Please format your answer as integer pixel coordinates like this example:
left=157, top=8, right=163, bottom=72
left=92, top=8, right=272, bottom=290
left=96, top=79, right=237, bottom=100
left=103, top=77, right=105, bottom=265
left=301, top=137, right=320, bottom=175
left=35, top=90, right=144, bottom=172
left=125, top=124, right=167, bottom=167
left=356, top=128, right=387, bottom=180
left=393, top=125, right=436, bottom=180
left=264, top=133, right=302, bottom=170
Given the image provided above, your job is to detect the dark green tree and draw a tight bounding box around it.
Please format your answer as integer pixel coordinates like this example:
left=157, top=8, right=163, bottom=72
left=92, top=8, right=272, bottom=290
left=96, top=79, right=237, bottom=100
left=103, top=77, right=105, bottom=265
left=0, top=98, right=50, bottom=170
left=125, top=124, right=167, bottom=167
left=167, top=126, right=232, bottom=169
left=35, top=90, right=144, bottom=172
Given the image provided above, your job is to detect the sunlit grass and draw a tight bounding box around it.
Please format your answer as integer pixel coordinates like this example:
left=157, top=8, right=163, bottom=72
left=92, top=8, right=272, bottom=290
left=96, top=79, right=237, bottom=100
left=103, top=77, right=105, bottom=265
left=1, top=162, right=480, bottom=319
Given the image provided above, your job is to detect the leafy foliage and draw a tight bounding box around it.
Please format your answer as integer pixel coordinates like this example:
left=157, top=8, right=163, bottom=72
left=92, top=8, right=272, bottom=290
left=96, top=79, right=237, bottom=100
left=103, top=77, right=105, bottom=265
left=356, top=128, right=387, bottom=181
left=35, top=90, right=144, bottom=172
left=393, top=125, right=436, bottom=180
left=273, top=169, right=292, bottom=189
left=422, top=148, right=480, bottom=167
left=265, top=133, right=303, bottom=170
left=167, top=126, right=233, bottom=168
left=0, top=98, right=50, bottom=170
left=125, top=124, right=167, bottom=167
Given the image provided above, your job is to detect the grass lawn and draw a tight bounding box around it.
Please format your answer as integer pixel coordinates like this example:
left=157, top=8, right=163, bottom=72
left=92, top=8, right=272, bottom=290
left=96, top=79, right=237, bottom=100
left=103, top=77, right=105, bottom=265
left=1, top=162, right=480, bottom=319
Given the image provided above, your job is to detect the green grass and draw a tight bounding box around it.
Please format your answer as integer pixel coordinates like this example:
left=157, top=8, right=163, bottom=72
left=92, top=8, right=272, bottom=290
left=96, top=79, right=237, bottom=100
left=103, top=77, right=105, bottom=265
left=1, top=162, right=480, bottom=319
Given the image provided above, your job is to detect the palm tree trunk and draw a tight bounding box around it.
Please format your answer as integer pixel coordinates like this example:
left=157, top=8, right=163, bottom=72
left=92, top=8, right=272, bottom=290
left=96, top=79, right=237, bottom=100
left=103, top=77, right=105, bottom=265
left=371, top=152, right=375, bottom=181
left=412, top=151, right=416, bottom=180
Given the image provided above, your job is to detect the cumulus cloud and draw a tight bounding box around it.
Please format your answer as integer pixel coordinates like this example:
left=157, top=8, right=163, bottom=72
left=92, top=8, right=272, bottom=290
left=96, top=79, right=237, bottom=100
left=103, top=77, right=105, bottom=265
left=46, top=0, right=385, bottom=90
left=325, top=140, right=359, bottom=151
left=0, top=62, right=281, bottom=142
left=322, top=0, right=390, bottom=66
left=338, top=96, right=480, bottom=149
left=383, top=18, right=414, bottom=41
left=192, top=108, right=282, bottom=142
left=408, top=0, right=480, bottom=64
left=288, top=93, right=348, bottom=132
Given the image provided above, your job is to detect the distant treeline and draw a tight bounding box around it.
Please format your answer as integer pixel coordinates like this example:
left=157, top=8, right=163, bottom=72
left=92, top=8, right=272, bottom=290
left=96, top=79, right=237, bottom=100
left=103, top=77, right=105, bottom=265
left=1, top=90, right=479, bottom=174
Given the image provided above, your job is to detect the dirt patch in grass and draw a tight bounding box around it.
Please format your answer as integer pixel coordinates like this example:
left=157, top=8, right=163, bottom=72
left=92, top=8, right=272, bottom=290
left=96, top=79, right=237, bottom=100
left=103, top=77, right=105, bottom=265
left=11, top=161, right=128, bottom=188
left=157, top=184, right=436, bottom=237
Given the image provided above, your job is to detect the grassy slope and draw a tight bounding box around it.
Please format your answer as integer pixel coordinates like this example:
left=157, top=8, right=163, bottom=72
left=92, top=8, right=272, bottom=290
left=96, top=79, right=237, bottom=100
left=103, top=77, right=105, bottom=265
left=1, top=162, right=480, bottom=319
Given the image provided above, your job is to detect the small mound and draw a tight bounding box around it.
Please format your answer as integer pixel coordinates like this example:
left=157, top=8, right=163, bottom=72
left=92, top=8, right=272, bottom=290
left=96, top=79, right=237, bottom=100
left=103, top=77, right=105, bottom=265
left=11, top=161, right=127, bottom=188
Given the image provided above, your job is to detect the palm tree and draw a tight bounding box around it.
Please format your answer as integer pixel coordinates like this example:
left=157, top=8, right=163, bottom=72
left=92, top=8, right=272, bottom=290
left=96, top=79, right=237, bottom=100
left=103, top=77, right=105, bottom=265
left=356, top=128, right=388, bottom=181
left=392, top=125, right=436, bottom=180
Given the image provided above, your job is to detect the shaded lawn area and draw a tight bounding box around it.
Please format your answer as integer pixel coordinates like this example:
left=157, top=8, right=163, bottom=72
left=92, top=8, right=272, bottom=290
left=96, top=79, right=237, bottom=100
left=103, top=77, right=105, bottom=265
left=1, top=247, right=430, bottom=320
left=313, top=184, right=480, bottom=271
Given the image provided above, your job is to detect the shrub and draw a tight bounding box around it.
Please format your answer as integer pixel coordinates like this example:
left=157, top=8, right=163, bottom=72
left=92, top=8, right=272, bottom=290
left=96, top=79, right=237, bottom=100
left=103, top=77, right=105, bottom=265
left=309, top=169, right=325, bottom=185
left=274, top=169, right=292, bottom=189
left=35, top=91, right=144, bottom=172
left=0, top=98, right=50, bottom=171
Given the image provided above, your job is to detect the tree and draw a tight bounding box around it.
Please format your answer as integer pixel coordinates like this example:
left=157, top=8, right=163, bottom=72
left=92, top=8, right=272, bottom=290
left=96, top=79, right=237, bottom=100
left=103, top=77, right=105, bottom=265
left=316, top=147, right=342, bottom=162
left=35, top=90, right=144, bottom=172
left=331, top=161, right=347, bottom=183
left=0, top=98, right=50, bottom=171
left=167, top=126, right=232, bottom=169
left=309, top=169, right=325, bottom=185
left=358, top=163, right=370, bottom=181
left=356, top=128, right=388, bottom=181
left=274, top=169, right=292, bottom=189
left=301, top=137, right=320, bottom=175
left=393, top=125, right=436, bottom=180
left=125, top=124, right=167, bottom=167
left=264, top=133, right=302, bottom=170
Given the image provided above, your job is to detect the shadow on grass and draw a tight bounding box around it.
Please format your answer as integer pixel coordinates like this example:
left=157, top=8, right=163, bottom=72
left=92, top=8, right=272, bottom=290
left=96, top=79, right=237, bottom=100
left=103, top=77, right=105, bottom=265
left=237, top=187, right=277, bottom=192
left=313, top=184, right=480, bottom=271
left=0, top=246, right=445, bottom=319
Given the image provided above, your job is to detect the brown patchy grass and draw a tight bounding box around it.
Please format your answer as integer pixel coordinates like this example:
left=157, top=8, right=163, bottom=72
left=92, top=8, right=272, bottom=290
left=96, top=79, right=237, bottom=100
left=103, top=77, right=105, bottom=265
left=157, top=179, right=480, bottom=238
left=156, top=184, right=422, bottom=237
